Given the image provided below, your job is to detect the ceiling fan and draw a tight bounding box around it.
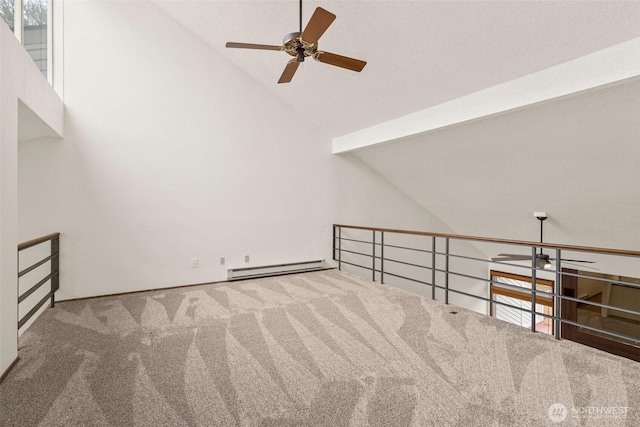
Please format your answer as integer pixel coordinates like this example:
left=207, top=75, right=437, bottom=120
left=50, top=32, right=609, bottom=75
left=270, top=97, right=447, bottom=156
left=491, top=213, right=597, bottom=270
left=225, top=0, right=367, bottom=83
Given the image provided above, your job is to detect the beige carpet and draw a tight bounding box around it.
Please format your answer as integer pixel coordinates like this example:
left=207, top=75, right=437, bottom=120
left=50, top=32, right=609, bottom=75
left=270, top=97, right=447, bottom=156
left=1, top=269, right=638, bottom=426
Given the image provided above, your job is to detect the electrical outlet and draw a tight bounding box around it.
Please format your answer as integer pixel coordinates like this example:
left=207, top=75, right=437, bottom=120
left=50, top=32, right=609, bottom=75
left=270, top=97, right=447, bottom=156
left=191, top=258, right=198, bottom=268
left=245, top=255, right=250, bottom=263
left=220, top=257, right=225, bottom=266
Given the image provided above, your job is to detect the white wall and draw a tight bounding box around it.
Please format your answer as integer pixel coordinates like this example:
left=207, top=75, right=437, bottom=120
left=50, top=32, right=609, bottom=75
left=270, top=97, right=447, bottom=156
left=19, top=0, right=330, bottom=299
left=0, top=19, right=63, bottom=377
left=18, top=1, right=448, bottom=305
left=332, top=153, right=490, bottom=314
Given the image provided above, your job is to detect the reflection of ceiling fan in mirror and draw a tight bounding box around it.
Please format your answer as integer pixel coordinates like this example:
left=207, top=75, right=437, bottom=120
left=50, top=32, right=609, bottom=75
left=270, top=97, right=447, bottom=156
left=225, top=0, right=366, bottom=83
left=491, top=213, right=597, bottom=270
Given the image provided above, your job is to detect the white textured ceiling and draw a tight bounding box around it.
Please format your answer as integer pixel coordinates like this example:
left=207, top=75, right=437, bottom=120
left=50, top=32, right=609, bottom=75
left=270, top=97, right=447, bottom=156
left=153, top=1, right=640, bottom=137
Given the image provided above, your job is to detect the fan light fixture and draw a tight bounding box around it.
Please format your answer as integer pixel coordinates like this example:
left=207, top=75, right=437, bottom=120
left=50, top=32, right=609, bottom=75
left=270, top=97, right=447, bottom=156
left=490, top=212, right=597, bottom=269
left=536, top=256, right=553, bottom=270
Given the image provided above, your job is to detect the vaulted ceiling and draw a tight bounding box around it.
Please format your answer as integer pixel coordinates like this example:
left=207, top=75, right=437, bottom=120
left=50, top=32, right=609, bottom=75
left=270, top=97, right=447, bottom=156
left=153, top=1, right=640, bottom=259
left=155, top=1, right=640, bottom=138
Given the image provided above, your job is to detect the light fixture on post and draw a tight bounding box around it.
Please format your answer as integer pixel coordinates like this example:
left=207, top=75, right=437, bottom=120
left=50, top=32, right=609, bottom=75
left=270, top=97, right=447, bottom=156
left=492, top=213, right=596, bottom=269
left=534, top=212, right=552, bottom=269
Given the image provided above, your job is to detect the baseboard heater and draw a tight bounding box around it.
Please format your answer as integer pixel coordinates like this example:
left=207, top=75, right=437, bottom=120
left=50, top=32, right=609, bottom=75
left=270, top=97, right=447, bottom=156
left=227, top=259, right=327, bottom=281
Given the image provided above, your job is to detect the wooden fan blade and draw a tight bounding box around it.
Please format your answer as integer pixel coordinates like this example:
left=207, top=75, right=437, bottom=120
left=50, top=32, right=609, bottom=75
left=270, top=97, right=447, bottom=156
left=494, top=254, right=532, bottom=261
left=301, top=7, right=336, bottom=44
left=315, top=51, right=367, bottom=72
left=563, top=262, right=600, bottom=270
left=491, top=256, right=532, bottom=262
left=549, top=258, right=596, bottom=263
left=226, top=42, right=282, bottom=51
left=278, top=59, right=300, bottom=84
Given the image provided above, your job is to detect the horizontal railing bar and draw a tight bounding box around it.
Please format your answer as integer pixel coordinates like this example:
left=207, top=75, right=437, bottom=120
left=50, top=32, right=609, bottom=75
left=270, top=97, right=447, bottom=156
left=446, top=286, right=547, bottom=314
left=557, top=270, right=640, bottom=289
left=384, top=257, right=432, bottom=270
left=337, top=255, right=639, bottom=343
left=334, top=224, right=640, bottom=257
left=368, top=266, right=522, bottom=310
left=336, top=259, right=376, bottom=272
left=612, top=282, right=640, bottom=289
left=486, top=258, right=543, bottom=271
left=490, top=278, right=538, bottom=292
left=339, top=248, right=374, bottom=259
left=380, top=242, right=433, bottom=254
left=433, top=250, right=563, bottom=273
left=336, top=237, right=380, bottom=246
left=433, top=250, right=563, bottom=274
left=18, top=272, right=55, bottom=303
left=443, top=268, right=507, bottom=286
left=381, top=270, right=433, bottom=287
left=534, top=289, right=640, bottom=316
left=452, top=287, right=638, bottom=343
left=18, top=291, right=52, bottom=329
left=558, top=317, right=639, bottom=344
left=434, top=267, right=640, bottom=317
left=345, top=254, right=640, bottom=316
left=439, top=269, right=552, bottom=294
left=18, top=254, right=57, bottom=278
left=499, top=308, right=639, bottom=344
left=433, top=250, right=494, bottom=265
left=338, top=234, right=624, bottom=281
left=18, top=233, right=60, bottom=251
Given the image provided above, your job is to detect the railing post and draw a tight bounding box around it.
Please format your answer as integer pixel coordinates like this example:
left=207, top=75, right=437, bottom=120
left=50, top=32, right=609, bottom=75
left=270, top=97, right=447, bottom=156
left=51, top=236, right=59, bottom=308
left=554, top=249, right=562, bottom=340
left=531, top=246, right=537, bottom=332
left=372, top=230, right=376, bottom=282
left=380, top=231, right=385, bottom=284
left=431, top=236, right=436, bottom=300
left=338, top=226, right=342, bottom=271
left=444, top=238, right=449, bottom=305
left=332, top=226, right=336, bottom=261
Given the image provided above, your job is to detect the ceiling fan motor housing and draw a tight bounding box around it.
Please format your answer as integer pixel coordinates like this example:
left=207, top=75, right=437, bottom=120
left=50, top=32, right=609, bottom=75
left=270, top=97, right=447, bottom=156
left=283, top=32, right=317, bottom=62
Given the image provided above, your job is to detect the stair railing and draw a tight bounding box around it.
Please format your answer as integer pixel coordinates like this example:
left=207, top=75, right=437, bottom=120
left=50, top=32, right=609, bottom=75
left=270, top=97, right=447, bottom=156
left=333, top=224, right=640, bottom=360
left=17, top=232, right=60, bottom=329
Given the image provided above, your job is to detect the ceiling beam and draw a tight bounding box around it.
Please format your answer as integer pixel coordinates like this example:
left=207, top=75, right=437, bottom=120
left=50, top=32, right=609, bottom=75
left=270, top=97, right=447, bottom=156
left=333, top=37, right=640, bottom=154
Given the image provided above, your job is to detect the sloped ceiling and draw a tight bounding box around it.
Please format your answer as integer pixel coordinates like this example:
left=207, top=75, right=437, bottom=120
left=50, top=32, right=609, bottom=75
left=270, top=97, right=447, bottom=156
left=152, top=1, right=640, bottom=256
left=353, top=80, right=640, bottom=253
left=153, top=0, right=640, bottom=138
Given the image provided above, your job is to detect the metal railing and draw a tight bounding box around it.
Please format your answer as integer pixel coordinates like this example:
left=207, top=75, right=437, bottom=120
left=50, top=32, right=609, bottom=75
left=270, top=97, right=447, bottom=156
left=18, top=232, right=60, bottom=329
left=333, top=224, right=640, bottom=360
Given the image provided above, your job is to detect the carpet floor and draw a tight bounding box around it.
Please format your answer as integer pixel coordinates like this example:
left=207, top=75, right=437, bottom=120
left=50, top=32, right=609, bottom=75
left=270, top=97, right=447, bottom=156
left=1, top=269, right=638, bottom=426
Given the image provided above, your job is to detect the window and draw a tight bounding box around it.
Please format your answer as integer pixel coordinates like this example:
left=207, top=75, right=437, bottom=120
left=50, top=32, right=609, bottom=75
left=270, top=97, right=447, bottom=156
left=1, top=0, right=51, bottom=80
left=23, top=0, right=48, bottom=76
left=0, top=0, right=14, bottom=32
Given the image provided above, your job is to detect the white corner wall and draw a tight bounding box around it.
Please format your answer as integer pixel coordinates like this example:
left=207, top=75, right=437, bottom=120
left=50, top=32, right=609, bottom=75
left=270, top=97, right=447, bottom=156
left=19, top=0, right=333, bottom=299
left=18, top=0, right=442, bottom=305
left=0, top=21, right=63, bottom=376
